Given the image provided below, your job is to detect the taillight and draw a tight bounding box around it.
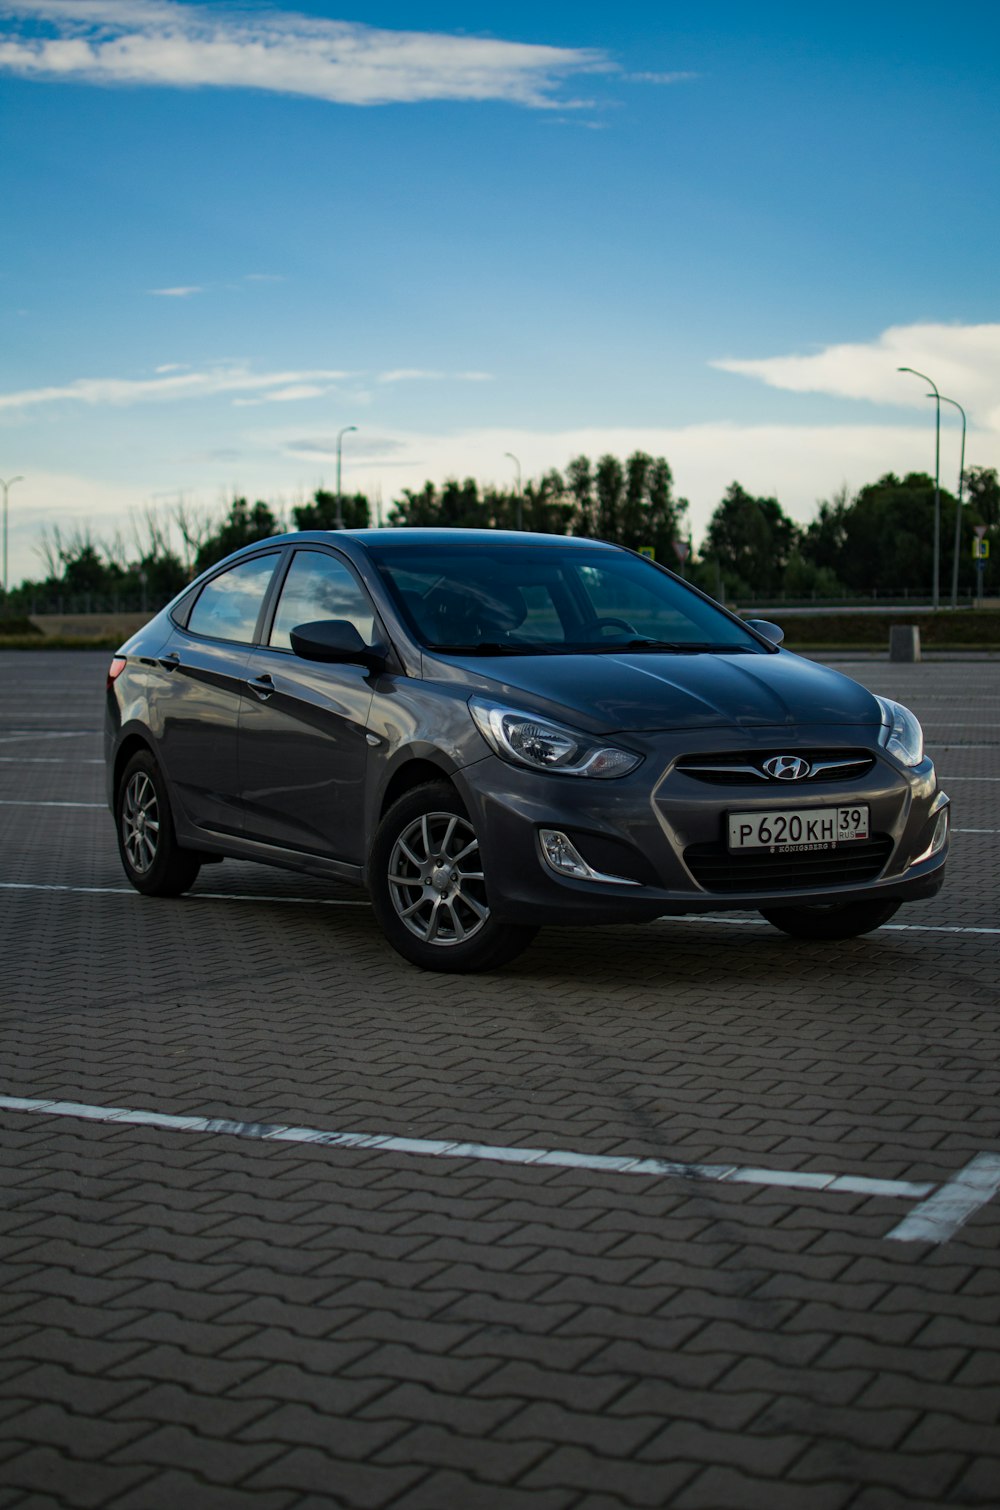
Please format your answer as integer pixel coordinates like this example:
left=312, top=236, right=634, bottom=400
left=107, top=656, right=127, bottom=691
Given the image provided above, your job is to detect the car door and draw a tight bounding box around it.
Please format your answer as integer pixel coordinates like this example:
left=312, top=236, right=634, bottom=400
left=237, top=547, right=378, bottom=863
left=154, top=551, right=281, bottom=836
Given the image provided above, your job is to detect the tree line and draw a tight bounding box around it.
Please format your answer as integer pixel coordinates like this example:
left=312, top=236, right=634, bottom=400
left=703, top=466, right=998, bottom=600
left=5, top=454, right=997, bottom=614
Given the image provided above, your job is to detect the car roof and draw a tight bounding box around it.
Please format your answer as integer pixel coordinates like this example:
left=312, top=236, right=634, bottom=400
left=255, top=529, right=622, bottom=551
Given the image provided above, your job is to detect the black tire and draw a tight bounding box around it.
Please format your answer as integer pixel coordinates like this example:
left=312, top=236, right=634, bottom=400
left=116, top=749, right=202, bottom=897
left=369, top=782, right=536, bottom=972
left=759, top=898, right=901, bottom=941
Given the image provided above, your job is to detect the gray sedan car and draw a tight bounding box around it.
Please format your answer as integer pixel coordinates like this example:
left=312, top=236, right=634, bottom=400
left=105, top=529, right=948, bottom=971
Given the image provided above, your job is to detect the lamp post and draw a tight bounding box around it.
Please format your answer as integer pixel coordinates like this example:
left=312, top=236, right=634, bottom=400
left=335, top=426, right=357, bottom=530
left=1, top=475, right=24, bottom=597
left=503, top=452, right=523, bottom=530
left=936, top=394, right=966, bottom=610
left=898, top=367, right=941, bottom=608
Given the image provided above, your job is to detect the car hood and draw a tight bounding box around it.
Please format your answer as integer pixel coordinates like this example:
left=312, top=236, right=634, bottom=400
left=431, top=648, right=882, bottom=734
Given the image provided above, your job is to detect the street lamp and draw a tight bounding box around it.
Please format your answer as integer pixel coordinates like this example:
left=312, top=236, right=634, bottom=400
left=898, top=367, right=941, bottom=608
left=335, top=426, right=357, bottom=530
left=935, top=394, right=966, bottom=610
left=1, top=475, right=24, bottom=596
left=503, top=452, right=523, bottom=531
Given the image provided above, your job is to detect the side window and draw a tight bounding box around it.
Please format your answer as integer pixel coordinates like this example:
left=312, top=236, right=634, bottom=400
left=187, top=555, right=277, bottom=643
left=269, top=550, right=376, bottom=650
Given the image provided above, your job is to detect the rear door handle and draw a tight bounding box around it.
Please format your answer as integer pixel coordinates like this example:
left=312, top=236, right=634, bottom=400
left=157, top=652, right=181, bottom=671
left=246, top=674, right=275, bottom=700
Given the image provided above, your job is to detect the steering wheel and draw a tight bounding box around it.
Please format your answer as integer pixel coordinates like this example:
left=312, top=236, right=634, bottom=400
left=591, top=617, right=639, bottom=638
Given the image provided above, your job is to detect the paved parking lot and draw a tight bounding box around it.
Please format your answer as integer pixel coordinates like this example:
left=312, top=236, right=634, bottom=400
left=1, top=647, right=998, bottom=1509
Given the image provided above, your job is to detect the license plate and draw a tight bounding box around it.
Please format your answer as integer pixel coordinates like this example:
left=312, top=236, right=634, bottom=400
left=727, top=805, right=870, bottom=852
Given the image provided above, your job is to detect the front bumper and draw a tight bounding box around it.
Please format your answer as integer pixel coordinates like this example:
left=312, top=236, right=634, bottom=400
left=454, top=733, right=949, bottom=927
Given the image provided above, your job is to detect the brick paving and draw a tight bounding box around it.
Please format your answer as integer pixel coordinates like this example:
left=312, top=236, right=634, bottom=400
left=0, top=649, right=998, bottom=1508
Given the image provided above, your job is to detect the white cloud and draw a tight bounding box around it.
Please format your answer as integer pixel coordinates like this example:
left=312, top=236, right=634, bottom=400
left=232, top=383, right=330, bottom=406
left=149, top=285, right=203, bottom=297
left=377, top=369, right=446, bottom=384
left=0, top=362, right=497, bottom=413
left=376, top=369, right=494, bottom=384
left=0, top=363, right=350, bottom=411
left=0, top=0, right=610, bottom=108
left=713, top=322, right=1000, bottom=426
left=627, top=70, right=699, bottom=84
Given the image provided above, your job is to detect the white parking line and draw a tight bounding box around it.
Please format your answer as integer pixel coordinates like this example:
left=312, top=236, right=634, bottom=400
left=657, top=915, right=1000, bottom=937
left=0, top=801, right=105, bottom=809
left=0, top=882, right=368, bottom=906
left=0, top=881, right=994, bottom=934
left=0, top=731, right=99, bottom=744
left=0, top=757, right=103, bottom=764
left=887, top=1154, right=1000, bottom=1243
left=0, top=1092, right=994, bottom=1246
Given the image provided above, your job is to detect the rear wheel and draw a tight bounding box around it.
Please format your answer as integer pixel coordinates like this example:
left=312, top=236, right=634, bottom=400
left=369, top=783, right=536, bottom=972
left=116, top=750, right=202, bottom=897
left=760, top=898, right=901, bottom=940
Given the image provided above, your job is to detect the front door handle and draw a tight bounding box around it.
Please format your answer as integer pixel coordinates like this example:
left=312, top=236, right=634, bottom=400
left=246, top=674, right=275, bottom=700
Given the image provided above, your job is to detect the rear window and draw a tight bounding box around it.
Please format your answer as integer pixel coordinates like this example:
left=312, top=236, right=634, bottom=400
left=187, top=555, right=277, bottom=643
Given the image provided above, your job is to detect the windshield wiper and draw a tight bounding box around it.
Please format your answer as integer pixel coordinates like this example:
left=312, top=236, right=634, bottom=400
left=583, top=639, right=756, bottom=654
left=431, top=642, right=559, bottom=656
left=431, top=639, right=758, bottom=656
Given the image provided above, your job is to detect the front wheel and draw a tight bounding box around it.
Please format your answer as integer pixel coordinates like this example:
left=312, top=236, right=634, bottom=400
left=369, top=783, right=536, bottom=972
left=116, top=749, right=202, bottom=897
left=760, top=898, right=901, bottom=941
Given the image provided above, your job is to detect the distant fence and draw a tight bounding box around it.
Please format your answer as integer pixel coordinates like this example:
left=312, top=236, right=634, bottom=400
left=5, top=592, right=170, bottom=617
left=736, top=589, right=984, bottom=611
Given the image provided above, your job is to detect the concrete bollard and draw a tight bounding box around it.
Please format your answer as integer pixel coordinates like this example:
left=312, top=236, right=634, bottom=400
left=889, top=625, right=921, bottom=662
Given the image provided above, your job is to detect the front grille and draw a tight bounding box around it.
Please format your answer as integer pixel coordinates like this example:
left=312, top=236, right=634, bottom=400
left=684, top=835, right=893, bottom=893
left=674, top=750, right=875, bottom=786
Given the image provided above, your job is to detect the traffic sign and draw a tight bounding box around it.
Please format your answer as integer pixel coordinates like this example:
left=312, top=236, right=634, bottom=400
left=973, top=539, right=990, bottom=559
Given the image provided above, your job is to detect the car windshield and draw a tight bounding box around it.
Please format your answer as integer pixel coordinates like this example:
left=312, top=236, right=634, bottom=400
left=366, top=541, right=764, bottom=654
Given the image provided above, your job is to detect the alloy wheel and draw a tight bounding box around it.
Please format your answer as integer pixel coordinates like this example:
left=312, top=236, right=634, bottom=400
left=387, top=810, right=489, bottom=946
left=121, top=770, right=160, bottom=875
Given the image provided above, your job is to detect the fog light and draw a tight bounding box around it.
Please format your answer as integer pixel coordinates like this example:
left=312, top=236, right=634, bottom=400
left=930, top=807, right=949, bottom=856
left=909, top=806, right=949, bottom=868
left=540, top=830, right=590, bottom=879
left=539, top=830, right=639, bottom=886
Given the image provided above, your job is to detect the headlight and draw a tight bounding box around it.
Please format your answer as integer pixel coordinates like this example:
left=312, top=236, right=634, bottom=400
left=876, top=695, right=924, bottom=767
left=469, top=698, right=641, bottom=779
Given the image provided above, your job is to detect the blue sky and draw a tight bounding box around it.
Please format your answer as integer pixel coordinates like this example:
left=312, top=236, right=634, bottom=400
left=1, top=0, right=998, bottom=584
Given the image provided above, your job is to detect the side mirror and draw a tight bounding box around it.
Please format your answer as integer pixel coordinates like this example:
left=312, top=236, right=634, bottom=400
left=290, top=619, right=386, bottom=670
left=745, top=618, right=785, bottom=647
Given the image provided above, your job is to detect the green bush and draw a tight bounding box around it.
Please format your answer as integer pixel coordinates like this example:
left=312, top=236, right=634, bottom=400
left=0, top=632, right=119, bottom=649
left=764, top=610, right=1000, bottom=648
left=0, top=617, right=42, bottom=636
